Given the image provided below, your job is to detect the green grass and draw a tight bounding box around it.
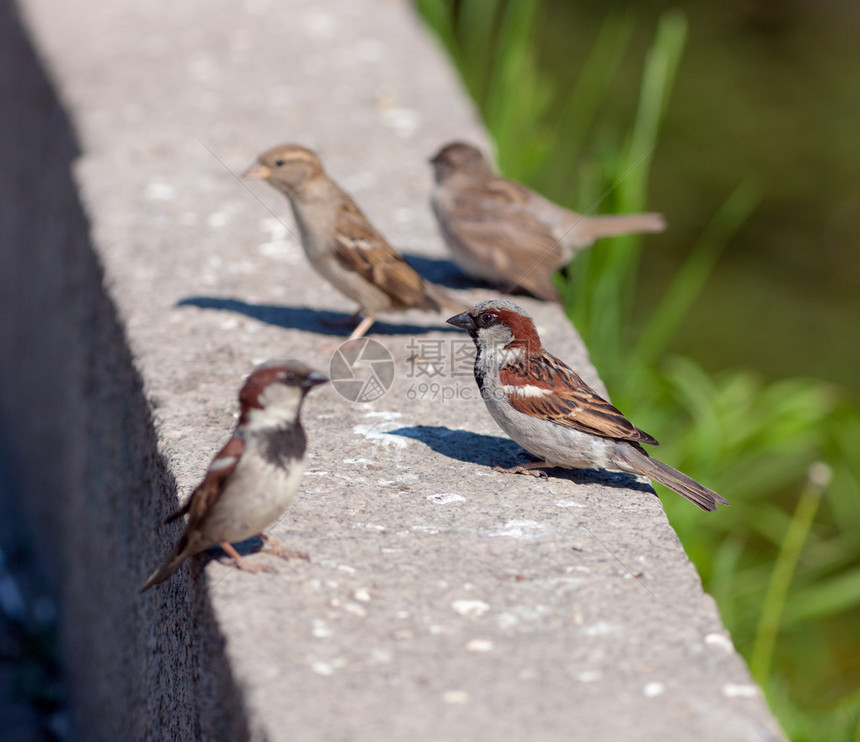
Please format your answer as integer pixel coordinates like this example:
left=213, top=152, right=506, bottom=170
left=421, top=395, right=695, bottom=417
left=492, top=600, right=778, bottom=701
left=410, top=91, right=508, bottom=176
left=417, top=2, right=860, bottom=740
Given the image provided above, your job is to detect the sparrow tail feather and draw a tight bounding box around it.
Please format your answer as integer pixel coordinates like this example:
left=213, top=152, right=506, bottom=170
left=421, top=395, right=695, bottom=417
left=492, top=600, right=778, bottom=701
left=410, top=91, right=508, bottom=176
left=138, top=546, right=189, bottom=593
left=574, top=213, right=666, bottom=243
left=617, top=446, right=729, bottom=512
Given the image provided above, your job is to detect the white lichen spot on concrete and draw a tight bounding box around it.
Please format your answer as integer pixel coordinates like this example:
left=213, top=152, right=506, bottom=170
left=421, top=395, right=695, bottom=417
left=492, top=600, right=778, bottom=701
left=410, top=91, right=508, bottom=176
left=380, top=106, right=421, bottom=139
left=723, top=683, right=760, bottom=699
left=311, top=661, right=333, bottom=676
left=370, top=648, right=392, bottom=664
left=343, top=602, right=367, bottom=617
left=426, top=493, right=466, bottom=505
left=487, top=520, right=549, bottom=539
left=207, top=211, right=231, bottom=228
left=555, top=499, right=585, bottom=508
left=465, top=639, right=494, bottom=653
left=145, top=180, right=175, bottom=201
left=411, top=525, right=440, bottom=535
left=336, top=564, right=356, bottom=574
left=643, top=682, right=665, bottom=698
left=353, top=588, right=371, bottom=602
left=364, top=410, right=402, bottom=421
left=583, top=621, right=615, bottom=637
left=705, top=633, right=735, bottom=653
left=451, top=599, right=490, bottom=618
left=353, top=422, right=409, bottom=450
left=577, top=671, right=602, bottom=683
left=311, top=620, right=331, bottom=639
left=353, top=522, right=386, bottom=532
left=442, top=690, right=469, bottom=705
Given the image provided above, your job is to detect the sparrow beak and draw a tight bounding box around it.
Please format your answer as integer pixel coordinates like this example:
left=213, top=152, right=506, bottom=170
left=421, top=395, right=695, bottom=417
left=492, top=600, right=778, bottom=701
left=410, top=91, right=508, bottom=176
left=446, top=312, right=475, bottom=331
left=303, top=371, right=330, bottom=389
left=243, top=163, right=271, bottom=180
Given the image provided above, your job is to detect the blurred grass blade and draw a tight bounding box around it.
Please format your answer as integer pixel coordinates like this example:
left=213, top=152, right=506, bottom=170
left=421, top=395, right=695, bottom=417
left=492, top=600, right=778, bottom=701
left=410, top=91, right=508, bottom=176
left=458, top=0, right=503, bottom=104
left=414, top=0, right=460, bottom=63
left=545, top=9, right=637, bottom=198
left=750, top=463, right=829, bottom=683
left=631, top=181, right=761, bottom=374
left=620, top=9, right=687, bottom=209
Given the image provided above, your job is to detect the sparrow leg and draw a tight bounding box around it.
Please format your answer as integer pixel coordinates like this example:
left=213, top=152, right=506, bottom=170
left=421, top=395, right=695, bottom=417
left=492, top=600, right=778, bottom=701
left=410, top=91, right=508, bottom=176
left=348, top=314, right=376, bottom=341
left=259, top=533, right=309, bottom=562
left=493, top=460, right=549, bottom=478
left=220, top=542, right=275, bottom=574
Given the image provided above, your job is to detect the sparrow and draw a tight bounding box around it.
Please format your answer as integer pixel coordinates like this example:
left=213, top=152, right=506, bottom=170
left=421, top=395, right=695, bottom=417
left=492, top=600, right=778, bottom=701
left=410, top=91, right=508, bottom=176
left=244, top=144, right=462, bottom=340
left=430, top=141, right=666, bottom=301
left=446, top=300, right=729, bottom=512
left=139, top=360, right=329, bottom=592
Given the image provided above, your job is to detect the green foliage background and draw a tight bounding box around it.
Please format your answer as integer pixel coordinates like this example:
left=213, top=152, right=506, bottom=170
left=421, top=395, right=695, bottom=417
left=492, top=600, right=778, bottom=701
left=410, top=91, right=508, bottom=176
left=417, top=2, right=860, bottom=740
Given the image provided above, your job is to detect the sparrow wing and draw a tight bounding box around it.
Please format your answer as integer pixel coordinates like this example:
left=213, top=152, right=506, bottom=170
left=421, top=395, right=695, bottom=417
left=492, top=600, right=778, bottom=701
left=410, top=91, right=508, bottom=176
left=500, top=353, right=659, bottom=445
left=444, top=178, right=565, bottom=301
left=181, top=435, right=245, bottom=528
left=333, top=197, right=439, bottom=310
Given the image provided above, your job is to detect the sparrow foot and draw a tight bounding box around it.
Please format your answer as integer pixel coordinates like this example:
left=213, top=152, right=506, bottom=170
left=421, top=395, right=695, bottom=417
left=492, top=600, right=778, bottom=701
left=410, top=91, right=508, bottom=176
left=220, top=542, right=277, bottom=574
left=493, top=462, right=549, bottom=478
left=260, top=534, right=310, bottom=562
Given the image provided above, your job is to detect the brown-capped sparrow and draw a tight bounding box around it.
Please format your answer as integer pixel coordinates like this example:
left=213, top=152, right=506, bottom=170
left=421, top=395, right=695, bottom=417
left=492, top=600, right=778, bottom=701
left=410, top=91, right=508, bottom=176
left=139, top=360, right=328, bottom=592
left=244, top=144, right=463, bottom=340
left=430, top=142, right=666, bottom=302
left=447, top=300, right=729, bottom=511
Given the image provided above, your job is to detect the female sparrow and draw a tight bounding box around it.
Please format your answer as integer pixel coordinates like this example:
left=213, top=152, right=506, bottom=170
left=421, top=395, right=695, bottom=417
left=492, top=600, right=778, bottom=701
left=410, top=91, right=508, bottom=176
left=430, top=142, right=666, bottom=302
left=139, top=360, right=328, bottom=592
left=245, top=144, right=461, bottom=340
left=447, top=300, right=729, bottom=512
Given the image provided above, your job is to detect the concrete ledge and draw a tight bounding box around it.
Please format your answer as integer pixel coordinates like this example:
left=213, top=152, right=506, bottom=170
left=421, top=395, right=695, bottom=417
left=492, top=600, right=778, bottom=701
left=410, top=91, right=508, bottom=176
left=0, top=0, right=784, bottom=739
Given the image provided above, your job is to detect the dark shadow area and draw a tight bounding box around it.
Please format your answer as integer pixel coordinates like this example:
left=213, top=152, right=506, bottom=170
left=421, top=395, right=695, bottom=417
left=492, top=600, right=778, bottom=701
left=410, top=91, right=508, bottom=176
left=0, top=1, right=252, bottom=738
left=177, top=296, right=462, bottom=337
left=404, top=252, right=544, bottom=298
left=399, top=252, right=472, bottom=289
left=389, top=425, right=654, bottom=493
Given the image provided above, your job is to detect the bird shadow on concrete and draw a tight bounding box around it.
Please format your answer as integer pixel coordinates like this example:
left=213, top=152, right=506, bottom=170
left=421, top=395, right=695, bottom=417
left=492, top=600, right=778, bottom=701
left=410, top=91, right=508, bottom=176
left=402, top=253, right=542, bottom=298
left=389, top=425, right=655, bottom=494
left=177, top=297, right=461, bottom=337
left=400, top=252, right=475, bottom=290
left=206, top=536, right=264, bottom=560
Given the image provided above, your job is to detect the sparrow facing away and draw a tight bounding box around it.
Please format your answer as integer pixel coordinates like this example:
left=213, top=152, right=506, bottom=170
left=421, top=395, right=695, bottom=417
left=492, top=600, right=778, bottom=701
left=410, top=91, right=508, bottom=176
left=447, top=300, right=729, bottom=512
left=245, top=144, right=462, bottom=340
left=139, top=360, right=329, bottom=592
left=430, top=142, right=666, bottom=302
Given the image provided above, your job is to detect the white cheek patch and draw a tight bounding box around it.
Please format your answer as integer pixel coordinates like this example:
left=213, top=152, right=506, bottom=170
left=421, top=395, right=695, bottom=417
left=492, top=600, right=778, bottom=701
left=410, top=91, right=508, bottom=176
left=503, top=385, right=551, bottom=398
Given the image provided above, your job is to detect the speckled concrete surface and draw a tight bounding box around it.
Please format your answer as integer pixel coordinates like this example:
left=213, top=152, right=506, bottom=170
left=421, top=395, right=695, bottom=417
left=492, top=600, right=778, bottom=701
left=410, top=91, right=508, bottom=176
left=0, top=0, right=785, bottom=739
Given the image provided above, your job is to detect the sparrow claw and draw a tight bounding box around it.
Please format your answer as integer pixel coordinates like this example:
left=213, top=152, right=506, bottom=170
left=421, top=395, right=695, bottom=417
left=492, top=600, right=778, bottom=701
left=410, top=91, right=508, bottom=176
left=233, top=559, right=277, bottom=575
left=493, top=463, right=548, bottom=478
left=260, top=534, right=310, bottom=562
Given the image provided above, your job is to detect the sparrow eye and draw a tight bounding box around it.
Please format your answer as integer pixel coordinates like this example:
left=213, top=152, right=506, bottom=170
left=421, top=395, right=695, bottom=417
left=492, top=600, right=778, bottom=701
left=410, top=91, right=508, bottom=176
left=479, top=312, right=496, bottom=327
left=274, top=158, right=286, bottom=167
left=281, top=371, right=296, bottom=383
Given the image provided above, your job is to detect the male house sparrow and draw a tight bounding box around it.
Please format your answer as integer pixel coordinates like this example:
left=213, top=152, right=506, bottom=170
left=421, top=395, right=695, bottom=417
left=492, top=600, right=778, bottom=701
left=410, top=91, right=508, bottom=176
left=245, top=144, right=462, bottom=340
left=430, top=142, right=666, bottom=301
left=139, top=360, right=328, bottom=592
left=447, top=300, right=729, bottom=512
